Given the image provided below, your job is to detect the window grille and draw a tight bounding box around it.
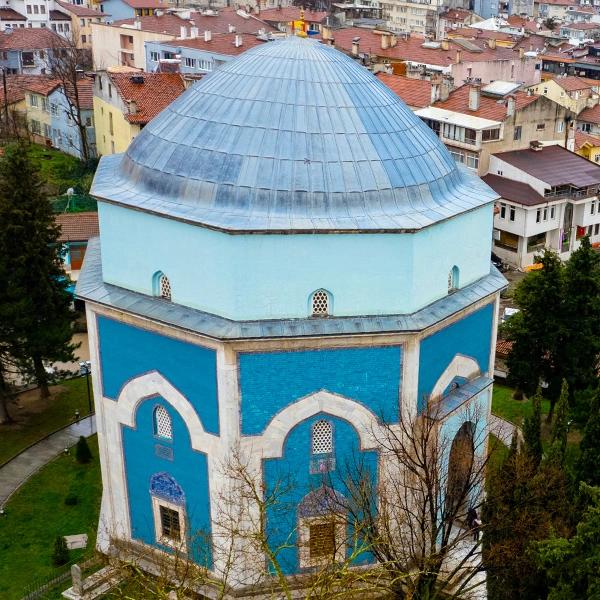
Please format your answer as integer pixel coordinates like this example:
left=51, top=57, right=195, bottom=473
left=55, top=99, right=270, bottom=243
left=155, top=406, right=173, bottom=440
left=312, top=420, right=333, bottom=455
left=311, top=290, right=329, bottom=317
left=159, top=505, right=181, bottom=541
left=159, top=274, right=171, bottom=300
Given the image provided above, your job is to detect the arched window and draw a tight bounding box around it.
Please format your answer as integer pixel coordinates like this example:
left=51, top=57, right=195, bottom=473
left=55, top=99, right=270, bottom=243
left=154, top=405, right=173, bottom=440
left=448, top=265, right=459, bottom=294
left=312, top=419, right=333, bottom=455
left=311, top=289, right=329, bottom=317
left=159, top=274, right=172, bottom=300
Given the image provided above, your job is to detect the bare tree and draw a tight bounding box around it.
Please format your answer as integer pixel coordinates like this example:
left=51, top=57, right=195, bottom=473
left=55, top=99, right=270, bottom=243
left=47, top=31, right=93, bottom=161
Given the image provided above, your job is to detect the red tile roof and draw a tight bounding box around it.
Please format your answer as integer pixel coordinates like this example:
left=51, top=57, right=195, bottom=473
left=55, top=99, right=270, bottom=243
left=482, top=174, right=546, bottom=206
left=172, top=33, right=266, bottom=56
left=0, top=27, right=66, bottom=50
left=542, top=0, right=575, bottom=6
left=563, top=22, right=600, bottom=30
left=56, top=211, right=99, bottom=242
left=0, top=7, right=26, bottom=21
left=377, top=73, right=432, bottom=108
left=257, top=7, right=327, bottom=23
left=22, top=76, right=93, bottom=109
left=441, top=8, right=474, bottom=22
left=575, top=130, right=600, bottom=150
left=107, top=0, right=167, bottom=7
left=0, top=74, right=54, bottom=104
left=578, top=103, right=600, bottom=123
left=495, top=339, right=513, bottom=357
left=554, top=75, right=595, bottom=91
left=49, top=10, right=70, bottom=20
left=333, top=27, right=526, bottom=66
left=494, top=144, right=600, bottom=187
left=68, top=78, right=94, bottom=110
left=56, top=1, right=104, bottom=17
left=109, top=72, right=185, bottom=124
left=433, top=85, right=538, bottom=121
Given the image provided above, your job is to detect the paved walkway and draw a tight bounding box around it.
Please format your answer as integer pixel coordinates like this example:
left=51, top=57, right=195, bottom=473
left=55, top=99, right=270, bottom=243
left=0, top=415, right=96, bottom=508
left=489, top=413, right=522, bottom=446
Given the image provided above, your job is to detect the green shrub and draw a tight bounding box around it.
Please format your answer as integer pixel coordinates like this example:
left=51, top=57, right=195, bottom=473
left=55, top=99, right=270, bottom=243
left=75, top=436, right=92, bottom=464
left=64, top=494, right=78, bottom=506
left=52, top=536, right=69, bottom=566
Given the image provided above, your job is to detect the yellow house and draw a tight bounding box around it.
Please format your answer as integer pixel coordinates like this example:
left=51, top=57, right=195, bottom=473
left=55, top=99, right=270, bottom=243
left=56, top=1, right=107, bottom=50
left=528, top=76, right=600, bottom=114
left=24, top=79, right=59, bottom=145
left=93, top=69, right=184, bottom=155
left=575, top=130, right=600, bottom=163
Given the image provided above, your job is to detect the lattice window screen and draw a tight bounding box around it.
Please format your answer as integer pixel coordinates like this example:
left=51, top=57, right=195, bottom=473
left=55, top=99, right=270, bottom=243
left=312, top=420, right=333, bottom=455
left=311, top=290, right=329, bottom=316
left=155, top=405, right=173, bottom=440
left=160, top=275, right=172, bottom=300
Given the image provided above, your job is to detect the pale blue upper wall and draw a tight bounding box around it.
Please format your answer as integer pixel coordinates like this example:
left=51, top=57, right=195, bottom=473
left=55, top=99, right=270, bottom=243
left=98, top=201, right=494, bottom=321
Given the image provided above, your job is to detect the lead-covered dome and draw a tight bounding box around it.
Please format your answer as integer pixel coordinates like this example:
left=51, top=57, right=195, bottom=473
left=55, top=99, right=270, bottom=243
left=91, top=36, right=496, bottom=232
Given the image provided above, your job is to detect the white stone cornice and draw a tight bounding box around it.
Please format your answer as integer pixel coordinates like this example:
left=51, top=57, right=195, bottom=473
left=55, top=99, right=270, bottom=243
left=430, top=354, right=480, bottom=401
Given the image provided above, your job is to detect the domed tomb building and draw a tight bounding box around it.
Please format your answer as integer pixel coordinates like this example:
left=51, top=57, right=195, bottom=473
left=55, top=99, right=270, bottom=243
left=78, top=36, right=504, bottom=592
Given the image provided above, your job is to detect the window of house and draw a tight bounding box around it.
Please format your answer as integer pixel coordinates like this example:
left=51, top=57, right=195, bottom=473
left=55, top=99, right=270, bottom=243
left=28, top=93, right=38, bottom=107
left=82, top=34, right=86, bottom=43
left=154, top=405, right=173, bottom=440
left=591, top=201, right=596, bottom=214
left=550, top=206, right=555, bottom=219
left=110, top=140, right=115, bottom=153
left=33, top=4, right=38, bottom=13
left=26, top=5, right=32, bottom=13
left=22, top=52, right=34, bottom=66
left=57, top=23, right=63, bottom=32
left=509, top=206, right=515, bottom=221
left=582, top=122, right=592, bottom=133
left=41, top=97, right=48, bottom=111
left=30, top=119, right=41, bottom=134
left=500, top=203, right=506, bottom=219
left=159, top=505, right=181, bottom=541
left=108, top=83, right=112, bottom=98
left=198, top=59, right=212, bottom=71
left=536, top=123, right=546, bottom=131
left=158, top=274, right=172, bottom=300
left=184, top=57, right=196, bottom=68
left=80, top=18, right=85, bottom=26
left=311, top=290, right=329, bottom=317
left=108, top=111, right=113, bottom=135
left=482, top=128, right=500, bottom=142
left=150, top=51, right=159, bottom=61
left=312, top=420, right=333, bottom=455
left=40, top=5, right=45, bottom=13
left=527, top=232, right=546, bottom=253
left=536, top=209, right=541, bottom=223
left=448, top=266, right=459, bottom=293
left=556, top=120, right=564, bottom=133
left=543, top=208, right=548, bottom=220
left=513, top=125, right=522, bottom=141
left=496, top=230, right=519, bottom=251
left=43, top=123, right=51, bottom=138
left=595, top=223, right=599, bottom=235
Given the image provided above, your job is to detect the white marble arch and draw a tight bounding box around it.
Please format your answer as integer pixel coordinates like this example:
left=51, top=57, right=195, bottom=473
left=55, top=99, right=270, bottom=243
left=430, top=354, right=481, bottom=401
left=241, top=390, right=387, bottom=459
left=116, top=370, right=219, bottom=452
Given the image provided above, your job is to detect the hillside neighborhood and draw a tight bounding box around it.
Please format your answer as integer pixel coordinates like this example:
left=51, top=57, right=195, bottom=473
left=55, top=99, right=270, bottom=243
left=0, top=0, right=599, bottom=598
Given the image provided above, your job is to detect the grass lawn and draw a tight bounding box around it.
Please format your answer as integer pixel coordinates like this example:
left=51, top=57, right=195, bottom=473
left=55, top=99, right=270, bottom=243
left=0, top=377, right=94, bottom=466
left=0, top=436, right=101, bottom=600
left=492, top=384, right=550, bottom=426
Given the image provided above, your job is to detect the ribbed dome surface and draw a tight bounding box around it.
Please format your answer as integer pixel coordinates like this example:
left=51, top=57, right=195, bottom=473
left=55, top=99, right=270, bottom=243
left=91, top=36, right=497, bottom=232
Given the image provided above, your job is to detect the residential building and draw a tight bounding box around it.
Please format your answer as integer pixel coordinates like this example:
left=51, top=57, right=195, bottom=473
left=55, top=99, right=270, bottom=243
left=0, top=7, right=27, bottom=29
left=539, top=44, right=600, bottom=80
left=411, top=80, right=573, bottom=174
left=379, top=0, right=451, bottom=35
left=535, top=0, right=575, bottom=21
left=93, top=70, right=184, bottom=155
left=98, top=0, right=167, bottom=22
left=578, top=102, right=600, bottom=132
left=574, top=129, right=600, bottom=161
left=330, top=28, right=542, bottom=87
left=146, top=33, right=271, bottom=75
left=91, top=8, right=276, bottom=69
left=0, top=27, right=66, bottom=74
left=437, top=8, right=483, bottom=38
left=56, top=211, right=100, bottom=277
left=24, top=77, right=96, bottom=158
left=528, top=75, right=600, bottom=112
left=559, top=22, right=600, bottom=40
left=79, top=37, right=503, bottom=592
left=55, top=1, right=107, bottom=49
left=485, top=144, right=600, bottom=268
left=255, top=7, right=326, bottom=34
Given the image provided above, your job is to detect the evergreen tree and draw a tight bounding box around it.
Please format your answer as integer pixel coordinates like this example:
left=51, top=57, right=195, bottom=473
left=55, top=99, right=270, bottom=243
left=52, top=535, right=69, bottom=566
left=560, top=236, right=600, bottom=396
left=504, top=250, right=563, bottom=416
left=75, top=435, right=92, bottom=464
left=577, top=388, right=600, bottom=487
left=550, top=380, right=569, bottom=463
left=0, top=143, right=76, bottom=398
left=523, top=388, right=543, bottom=467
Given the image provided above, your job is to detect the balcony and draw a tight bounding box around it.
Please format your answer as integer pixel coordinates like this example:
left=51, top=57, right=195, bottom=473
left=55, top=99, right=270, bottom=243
left=544, top=185, right=599, bottom=200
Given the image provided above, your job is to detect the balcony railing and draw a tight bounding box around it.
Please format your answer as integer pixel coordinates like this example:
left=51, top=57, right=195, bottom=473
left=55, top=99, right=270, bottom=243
left=544, top=186, right=599, bottom=200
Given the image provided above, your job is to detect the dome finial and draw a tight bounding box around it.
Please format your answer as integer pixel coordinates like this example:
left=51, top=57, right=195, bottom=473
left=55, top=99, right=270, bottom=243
left=294, top=7, right=307, bottom=37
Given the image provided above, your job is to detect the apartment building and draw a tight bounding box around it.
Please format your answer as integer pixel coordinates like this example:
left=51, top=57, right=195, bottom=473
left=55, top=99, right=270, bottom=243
left=528, top=76, right=600, bottom=113
left=0, top=27, right=66, bottom=74
left=485, top=144, right=600, bottom=268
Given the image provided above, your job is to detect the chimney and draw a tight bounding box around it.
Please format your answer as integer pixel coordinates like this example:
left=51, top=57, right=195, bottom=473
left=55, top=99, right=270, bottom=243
left=228, top=24, right=236, bottom=33
left=440, top=77, right=450, bottom=101
left=468, top=81, right=480, bottom=111
left=506, top=94, right=516, bottom=117
left=519, top=47, right=525, bottom=59
left=455, top=49, right=461, bottom=63
left=352, top=36, right=360, bottom=56
left=190, top=26, right=198, bottom=38
left=129, top=100, right=137, bottom=114
left=204, top=29, right=211, bottom=41
left=134, top=18, right=141, bottom=30
left=488, top=37, right=496, bottom=49
left=234, top=34, right=242, bottom=47
left=441, top=38, right=449, bottom=50
left=381, top=32, right=391, bottom=50
left=530, top=140, right=543, bottom=151
left=180, top=25, right=186, bottom=39
left=322, top=25, right=331, bottom=40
